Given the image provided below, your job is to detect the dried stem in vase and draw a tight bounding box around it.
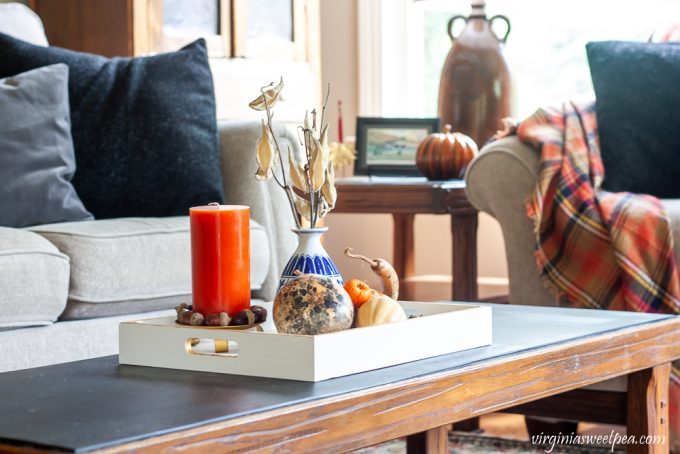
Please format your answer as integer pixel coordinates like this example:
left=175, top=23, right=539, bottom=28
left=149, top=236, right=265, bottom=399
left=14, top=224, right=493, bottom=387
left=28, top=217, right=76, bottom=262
left=249, top=78, right=334, bottom=229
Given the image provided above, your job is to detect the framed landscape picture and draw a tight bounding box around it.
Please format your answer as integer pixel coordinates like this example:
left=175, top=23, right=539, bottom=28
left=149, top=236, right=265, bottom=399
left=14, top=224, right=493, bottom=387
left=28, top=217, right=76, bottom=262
left=354, top=117, right=439, bottom=176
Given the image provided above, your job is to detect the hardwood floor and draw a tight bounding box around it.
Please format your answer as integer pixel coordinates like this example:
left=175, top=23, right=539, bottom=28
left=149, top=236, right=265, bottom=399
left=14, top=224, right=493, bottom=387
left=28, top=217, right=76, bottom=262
left=480, top=413, right=529, bottom=440
left=481, top=413, right=626, bottom=442
left=354, top=414, right=626, bottom=452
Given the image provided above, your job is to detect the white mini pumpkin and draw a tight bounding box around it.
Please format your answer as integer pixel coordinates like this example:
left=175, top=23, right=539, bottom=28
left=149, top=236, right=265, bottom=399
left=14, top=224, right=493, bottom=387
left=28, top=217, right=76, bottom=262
left=355, top=293, right=407, bottom=327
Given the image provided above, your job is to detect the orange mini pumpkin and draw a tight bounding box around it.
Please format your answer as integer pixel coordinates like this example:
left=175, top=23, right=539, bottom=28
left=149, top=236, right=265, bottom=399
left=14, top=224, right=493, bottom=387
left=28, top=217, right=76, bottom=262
left=344, top=279, right=374, bottom=308
left=415, top=124, right=478, bottom=180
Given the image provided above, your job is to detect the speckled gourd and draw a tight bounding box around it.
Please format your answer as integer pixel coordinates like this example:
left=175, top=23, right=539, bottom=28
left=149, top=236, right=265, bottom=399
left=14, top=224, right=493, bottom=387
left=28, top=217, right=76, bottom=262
left=273, top=274, right=354, bottom=335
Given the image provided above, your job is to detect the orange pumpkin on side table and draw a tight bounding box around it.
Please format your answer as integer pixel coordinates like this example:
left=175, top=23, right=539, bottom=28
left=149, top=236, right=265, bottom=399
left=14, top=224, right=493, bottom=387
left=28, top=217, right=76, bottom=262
left=415, top=124, right=478, bottom=180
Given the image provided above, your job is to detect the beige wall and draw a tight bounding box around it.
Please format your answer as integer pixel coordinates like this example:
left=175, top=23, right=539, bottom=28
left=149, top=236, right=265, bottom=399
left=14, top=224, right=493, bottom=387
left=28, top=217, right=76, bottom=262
left=319, top=0, right=358, bottom=144
left=320, top=0, right=508, bottom=299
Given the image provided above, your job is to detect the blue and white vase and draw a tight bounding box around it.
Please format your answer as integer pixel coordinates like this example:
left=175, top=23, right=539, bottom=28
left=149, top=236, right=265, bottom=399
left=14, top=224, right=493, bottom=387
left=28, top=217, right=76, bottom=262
left=279, top=227, right=343, bottom=288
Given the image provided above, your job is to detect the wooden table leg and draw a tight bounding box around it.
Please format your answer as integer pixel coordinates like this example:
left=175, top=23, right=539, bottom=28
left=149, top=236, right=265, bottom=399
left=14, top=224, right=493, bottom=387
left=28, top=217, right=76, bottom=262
left=406, top=425, right=449, bottom=454
left=450, top=211, right=478, bottom=301
left=449, top=211, right=479, bottom=430
left=627, top=363, right=671, bottom=454
left=393, top=213, right=415, bottom=300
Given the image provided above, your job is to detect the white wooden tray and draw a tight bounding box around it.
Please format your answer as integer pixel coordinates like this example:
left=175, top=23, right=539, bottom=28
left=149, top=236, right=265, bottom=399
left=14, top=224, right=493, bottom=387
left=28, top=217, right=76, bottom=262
left=119, top=302, right=492, bottom=382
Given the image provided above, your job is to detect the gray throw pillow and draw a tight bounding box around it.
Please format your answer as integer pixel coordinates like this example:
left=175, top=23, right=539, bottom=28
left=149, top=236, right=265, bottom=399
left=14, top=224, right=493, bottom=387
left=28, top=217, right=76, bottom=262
left=0, top=63, right=92, bottom=227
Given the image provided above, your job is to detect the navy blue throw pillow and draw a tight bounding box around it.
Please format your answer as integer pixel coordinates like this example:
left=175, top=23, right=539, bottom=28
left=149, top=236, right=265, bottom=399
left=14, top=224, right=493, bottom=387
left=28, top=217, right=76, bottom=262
left=587, top=41, right=680, bottom=198
left=0, top=34, right=224, bottom=218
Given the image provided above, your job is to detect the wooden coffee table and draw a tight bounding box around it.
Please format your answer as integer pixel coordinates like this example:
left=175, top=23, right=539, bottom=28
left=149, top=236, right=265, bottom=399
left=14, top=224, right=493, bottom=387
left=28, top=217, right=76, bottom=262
left=0, top=304, right=677, bottom=453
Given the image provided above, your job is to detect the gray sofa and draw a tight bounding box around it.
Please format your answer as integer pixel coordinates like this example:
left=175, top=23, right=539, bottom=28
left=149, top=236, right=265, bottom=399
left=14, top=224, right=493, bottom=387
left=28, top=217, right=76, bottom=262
left=0, top=121, right=297, bottom=372
left=465, top=135, right=680, bottom=309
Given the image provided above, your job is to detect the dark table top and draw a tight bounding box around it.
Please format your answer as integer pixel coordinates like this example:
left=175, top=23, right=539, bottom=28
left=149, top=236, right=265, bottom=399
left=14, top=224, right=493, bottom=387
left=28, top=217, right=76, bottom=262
left=336, top=176, right=466, bottom=189
left=0, top=304, right=673, bottom=452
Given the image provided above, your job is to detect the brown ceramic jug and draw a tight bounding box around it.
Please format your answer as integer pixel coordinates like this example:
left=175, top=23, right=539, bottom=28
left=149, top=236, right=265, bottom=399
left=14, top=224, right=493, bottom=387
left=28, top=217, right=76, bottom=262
left=438, top=0, right=511, bottom=148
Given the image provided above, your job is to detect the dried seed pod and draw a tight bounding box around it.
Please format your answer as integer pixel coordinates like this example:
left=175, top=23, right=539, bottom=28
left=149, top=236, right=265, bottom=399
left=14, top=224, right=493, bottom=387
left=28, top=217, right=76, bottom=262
left=308, top=136, right=325, bottom=191
left=248, top=77, right=283, bottom=111
left=250, top=305, right=268, bottom=323
left=289, top=151, right=307, bottom=193
left=255, top=120, right=276, bottom=181
left=321, top=164, right=337, bottom=211
left=293, top=192, right=312, bottom=222
left=304, top=110, right=311, bottom=131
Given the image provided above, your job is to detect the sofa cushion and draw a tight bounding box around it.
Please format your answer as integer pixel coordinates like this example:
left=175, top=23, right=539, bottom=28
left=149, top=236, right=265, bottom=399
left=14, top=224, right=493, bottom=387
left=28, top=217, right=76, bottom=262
left=0, top=228, right=69, bottom=328
left=0, top=3, right=48, bottom=46
left=0, top=34, right=225, bottom=219
left=587, top=41, right=680, bottom=197
left=29, top=217, right=270, bottom=320
left=0, top=64, right=93, bottom=228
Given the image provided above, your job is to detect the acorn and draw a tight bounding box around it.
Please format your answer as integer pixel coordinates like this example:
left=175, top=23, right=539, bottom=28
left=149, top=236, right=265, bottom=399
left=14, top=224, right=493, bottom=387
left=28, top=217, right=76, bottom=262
left=231, top=309, right=256, bottom=326
left=175, top=303, right=190, bottom=315
left=177, top=310, right=204, bottom=326
left=250, top=305, right=268, bottom=323
left=204, top=313, right=222, bottom=326
left=196, top=312, right=232, bottom=327
left=219, top=312, right=232, bottom=326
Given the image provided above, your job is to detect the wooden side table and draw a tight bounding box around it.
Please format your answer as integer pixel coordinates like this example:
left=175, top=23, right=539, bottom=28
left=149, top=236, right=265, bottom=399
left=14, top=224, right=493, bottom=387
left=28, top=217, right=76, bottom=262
left=334, top=177, right=478, bottom=301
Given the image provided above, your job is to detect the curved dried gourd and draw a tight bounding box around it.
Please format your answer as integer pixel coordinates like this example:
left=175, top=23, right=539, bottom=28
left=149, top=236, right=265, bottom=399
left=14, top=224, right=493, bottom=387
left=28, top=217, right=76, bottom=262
left=344, top=248, right=399, bottom=300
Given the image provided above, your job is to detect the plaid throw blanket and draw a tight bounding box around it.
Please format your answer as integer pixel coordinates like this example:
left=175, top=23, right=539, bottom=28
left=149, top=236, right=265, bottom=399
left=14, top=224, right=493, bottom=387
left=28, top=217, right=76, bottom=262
left=500, top=101, right=680, bottom=444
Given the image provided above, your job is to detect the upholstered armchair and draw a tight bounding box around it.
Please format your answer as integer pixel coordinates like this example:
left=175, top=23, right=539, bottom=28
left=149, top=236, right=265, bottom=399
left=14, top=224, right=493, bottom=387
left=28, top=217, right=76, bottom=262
left=465, top=136, right=680, bottom=309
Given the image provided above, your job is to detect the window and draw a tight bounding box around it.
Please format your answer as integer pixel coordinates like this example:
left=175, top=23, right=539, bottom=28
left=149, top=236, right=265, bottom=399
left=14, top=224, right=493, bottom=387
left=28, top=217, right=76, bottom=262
left=160, top=0, right=228, bottom=57
left=153, top=0, right=311, bottom=61
left=150, top=0, right=320, bottom=123
left=362, top=0, right=680, bottom=118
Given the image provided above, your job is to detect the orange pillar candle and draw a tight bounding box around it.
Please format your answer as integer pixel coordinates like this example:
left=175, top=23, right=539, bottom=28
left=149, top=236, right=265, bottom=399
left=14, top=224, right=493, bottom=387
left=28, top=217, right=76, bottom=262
left=190, top=204, right=250, bottom=317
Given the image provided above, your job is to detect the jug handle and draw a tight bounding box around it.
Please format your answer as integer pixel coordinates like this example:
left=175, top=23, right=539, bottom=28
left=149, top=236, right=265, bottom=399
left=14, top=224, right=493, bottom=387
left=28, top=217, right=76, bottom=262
left=489, top=14, right=511, bottom=43
left=447, top=15, right=468, bottom=42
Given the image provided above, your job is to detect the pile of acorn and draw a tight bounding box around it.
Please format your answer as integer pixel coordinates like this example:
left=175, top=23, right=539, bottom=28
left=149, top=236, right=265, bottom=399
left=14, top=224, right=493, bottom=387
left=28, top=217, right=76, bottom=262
left=175, top=303, right=267, bottom=327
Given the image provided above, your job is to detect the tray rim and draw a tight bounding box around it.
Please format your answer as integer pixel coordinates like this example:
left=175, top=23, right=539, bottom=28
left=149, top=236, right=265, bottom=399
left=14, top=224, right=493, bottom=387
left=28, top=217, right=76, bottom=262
left=119, top=301, right=493, bottom=382
left=122, top=301, right=488, bottom=340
